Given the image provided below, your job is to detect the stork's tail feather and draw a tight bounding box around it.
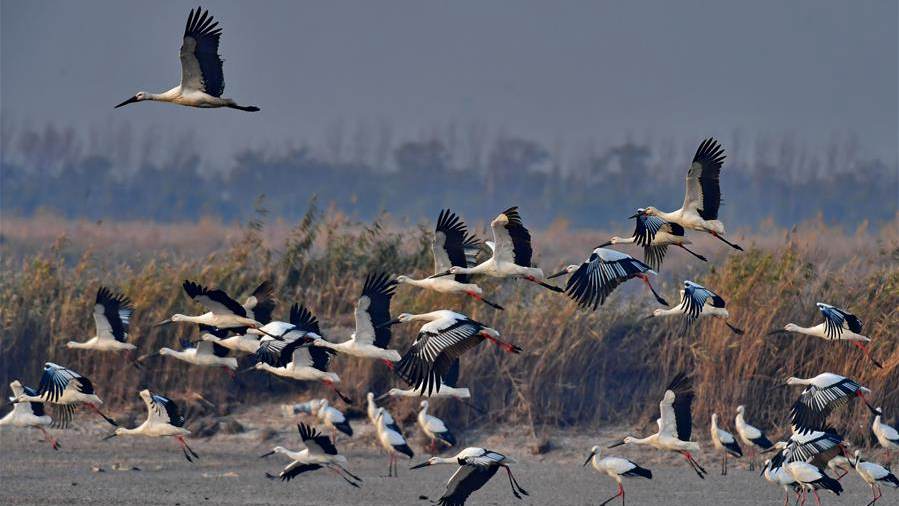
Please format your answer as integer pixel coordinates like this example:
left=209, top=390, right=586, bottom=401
left=816, top=475, right=843, bottom=495
left=395, top=444, right=415, bottom=459
left=623, top=464, right=653, bottom=479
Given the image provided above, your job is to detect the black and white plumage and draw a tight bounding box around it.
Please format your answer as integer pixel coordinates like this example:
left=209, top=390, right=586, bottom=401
left=547, top=247, right=669, bottom=310
left=114, top=7, right=259, bottom=111
left=584, top=446, right=652, bottom=506
left=390, top=311, right=521, bottom=396
left=374, top=408, right=415, bottom=477
left=783, top=461, right=843, bottom=504
left=261, top=422, right=361, bottom=487
left=410, top=447, right=528, bottom=506
left=603, top=211, right=707, bottom=271
left=734, top=405, right=773, bottom=471
left=154, top=280, right=266, bottom=330
left=709, top=413, right=742, bottom=475
left=647, top=280, right=743, bottom=334
left=102, top=390, right=197, bottom=462
left=1, top=381, right=58, bottom=450
left=873, top=409, right=899, bottom=461
left=67, top=287, right=136, bottom=355
left=418, top=400, right=457, bottom=451
left=786, top=373, right=879, bottom=435
left=851, top=450, right=899, bottom=505
left=155, top=339, right=239, bottom=371
left=770, top=302, right=880, bottom=367
left=14, top=363, right=116, bottom=429
left=770, top=428, right=846, bottom=471
left=250, top=303, right=320, bottom=367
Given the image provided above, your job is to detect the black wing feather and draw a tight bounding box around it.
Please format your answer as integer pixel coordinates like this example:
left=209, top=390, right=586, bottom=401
left=289, top=303, right=321, bottom=335
left=437, top=464, right=499, bottom=506
left=182, top=280, right=246, bottom=317
left=667, top=372, right=694, bottom=442
left=500, top=207, right=533, bottom=267
left=361, top=272, right=397, bottom=349
left=436, top=209, right=480, bottom=283
left=96, top=287, right=133, bottom=342
left=151, top=394, right=186, bottom=427
left=184, top=7, right=225, bottom=97
left=297, top=422, right=338, bottom=455
left=692, top=138, right=726, bottom=221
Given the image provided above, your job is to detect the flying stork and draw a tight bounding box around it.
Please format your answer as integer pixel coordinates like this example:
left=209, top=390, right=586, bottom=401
left=0, top=380, right=58, bottom=450
left=430, top=207, right=563, bottom=293
left=645, top=280, right=743, bottom=334
left=397, top=209, right=503, bottom=310
left=115, top=7, right=260, bottom=111
left=374, top=408, right=415, bottom=477
left=385, top=310, right=521, bottom=396
left=583, top=446, right=652, bottom=506
left=410, top=447, right=528, bottom=505
left=252, top=343, right=349, bottom=403
left=850, top=450, right=899, bottom=506
left=873, top=408, right=899, bottom=463
left=66, top=287, right=140, bottom=366
left=376, top=360, right=473, bottom=401
left=547, top=248, right=669, bottom=310
left=783, top=373, right=879, bottom=434
left=149, top=339, right=238, bottom=376
left=260, top=422, right=362, bottom=487
left=601, top=211, right=707, bottom=271
left=710, top=413, right=742, bottom=475
left=154, top=280, right=270, bottom=332
left=638, top=138, right=743, bottom=250
left=12, top=363, right=117, bottom=429
left=312, top=272, right=403, bottom=364
left=418, top=400, right=457, bottom=453
left=608, top=372, right=707, bottom=479
left=248, top=302, right=320, bottom=364
left=102, top=390, right=198, bottom=462
left=198, top=280, right=276, bottom=353
left=734, top=405, right=773, bottom=471
left=767, top=303, right=882, bottom=368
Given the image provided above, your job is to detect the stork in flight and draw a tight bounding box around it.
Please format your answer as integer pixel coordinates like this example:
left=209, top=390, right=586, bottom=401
left=115, top=7, right=259, bottom=111
left=0, top=380, right=59, bottom=450
left=154, top=280, right=270, bottom=332
left=261, top=422, right=362, bottom=487
left=102, top=390, right=198, bottom=462
left=602, top=211, right=707, bottom=271
left=430, top=207, right=563, bottom=293
left=638, top=138, right=743, bottom=251
left=411, top=447, right=528, bottom=505
left=66, top=287, right=139, bottom=366
left=397, top=209, right=503, bottom=310
left=645, top=280, right=743, bottom=335
left=608, top=372, right=707, bottom=479
left=548, top=247, right=669, bottom=310
left=783, top=373, right=880, bottom=435
left=11, top=363, right=117, bottom=429
left=767, top=303, right=882, bottom=368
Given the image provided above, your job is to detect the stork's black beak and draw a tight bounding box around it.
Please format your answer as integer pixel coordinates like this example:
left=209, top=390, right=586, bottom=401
left=114, top=95, right=139, bottom=108
left=428, top=270, right=453, bottom=279
left=259, top=450, right=275, bottom=458
left=607, top=439, right=626, bottom=449
left=152, top=318, right=172, bottom=328
left=765, top=330, right=787, bottom=337
left=409, top=461, right=431, bottom=470
left=759, top=465, right=767, bottom=477
left=628, top=213, right=640, bottom=219
left=546, top=270, right=567, bottom=280
left=597, top=241, right=612, bottom=248
left=583, top=451, right=596, bottom=467
left=373, top=393, right=389, bottom=402
left=102, top=432, right=117, bottom=441
left=376, top=318, right=401, bottom=329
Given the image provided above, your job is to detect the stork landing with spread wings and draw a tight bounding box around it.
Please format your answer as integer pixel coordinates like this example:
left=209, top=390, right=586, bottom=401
left=261, top=422, right=362, bottom=487
left=102, top=390, right=197, bottom=462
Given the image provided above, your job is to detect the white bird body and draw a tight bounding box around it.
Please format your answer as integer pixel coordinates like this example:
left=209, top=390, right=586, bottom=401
left=761, top=459, right=801, bottom=506
left=851, top=450, right=899, bottom=503
left=201, top=332, right=260, bottom=354
left=781, top=303, right=869, bottom=342
left=67, top=287, right=136, bottom=352
left=366, top=393, right=401, bottom=434
left=159, top=342, right=238, bottom=370
left=254, top=348, right=339, bottom=383
left=66, top=336, right=136, bottom=352
left=586, top=447, right=653, bottom=488
left=647, top=208, right=725, bottom=235
left=113, top=390, right=190, bottom=439
left=783, top=322, right=868, bottom=342
left=734, top=405, right=773, bottom=470
left=374, top=408, right=415, bottom=476
left=652, top=293, right=729, bottom=320
left=873, top=411, right=899, bottom=453
left=1, top=381, right=52, bottom=428
left=783, top=461, right=843, bottom=499
left=261, top=423, right=360, bottom=486
left=410, top=447, right=528, bottom=503
left=312, top=400, right=352, bottom=438
left=710, top=413, right=742, bottom=475
left=383, top=386, right=472, bottom=400
left=418, top=400, right=456, bottom=449
left=397, top=276, right=483, bottom=295
left=166, top=311, right=259, bottom=330
left=314, top=339, right=400, bottom=362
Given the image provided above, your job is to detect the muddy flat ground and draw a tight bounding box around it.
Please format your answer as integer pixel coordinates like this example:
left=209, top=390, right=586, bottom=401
left=0, top=411, right=885, bottom=506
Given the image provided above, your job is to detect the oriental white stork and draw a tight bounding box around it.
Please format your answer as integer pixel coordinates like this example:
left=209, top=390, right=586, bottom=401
left=410, top=447, right=528, bottom=504
left=767, top=303, right=881, bottom=368
left=374, top=408, right=414, bottom=477
left=248, top=302, right=321, bottom=364
left=154, top=280, right=268, bottom=331
left=827, top=454, right=852, bottom=480
left=583, top=446, right=652, bottom=506
left=198, top=280, right=276, bottom=353
left=151, top=339, right=238, bottom=374
left=312, top=272, right=403, bottom=364
left=602, top=211, right=707, bottom=271
left=398, top=209, right=503, bottom=310
left=115, top=7, right=259, bottom=111
left=261, top=422, right=362, bottom=487
left=710, top=413, right=742, bottom=475
left=769, top=428, right=848, bottom=472
left=376, top=360, right=472, bottom=401
left=253, top=344, right=350, bottom=403
left=200, top=325, right=260, bottom=354
left=0, top=380, right=58, bottom=450
left=311, top=399, right=353, bottom=441
left=366, top=392, right=402, bottom=435
left=873, top=409, right=899, bottom=463
left=386, top=311, right=521, bottom=396
left=783, top=461, right=843, bottom=506
left=734, top=405, right=773, bottom=471
left=418, top=400, right=456, bottom=453
left=430, top=207, right=563, bottom=293
left=608, top=372, right=707, bottom=479
left=102, top=390, right=198, bottom=462
left=12, top=363, right=117, bottom=429
left=66, top=287, right=139, bottom=366
left=850, top=450, right=899, bottom=505
left=783, top=373, right=879, bottom=434
left=638, top=138, right=743, bottom=250
left=547, top=248, right=669, bottom=309
left=760, top=459, right=802, bottom=506
left=646, top=280, right=743, bottom=334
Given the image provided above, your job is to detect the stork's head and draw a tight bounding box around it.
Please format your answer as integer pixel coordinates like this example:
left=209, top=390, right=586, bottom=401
left=736, top=405, right=745, bottom=415
left=447, top=266, right=462, bottom=275
left=711, top=413, right=718, bottom=425
left=651, top=308, right=666, bottom=318
left=783, top=323, right=800, bottom=333
left=547, top=265, right=578, bottom=279
left=785, top=377, right=802, bottom=386
left=139, top=389, right=151, bottom=399
left=583, top=445, right=601, bottom=466
left=259, top=446, right=288, bottom=458
left=641, top=206, right=658, bottom=216
left=114, top=92, right=147, bottom=108
left=394, top=313, right=414, bottom=324
left=366, top=392, right=375, bottom=402
left=158, top=347, right=175, bottom=356
left=419, top=400, right=430, bottom=410
left=10, top=380, right=22, bottom=389
left=629, top=208, right=647, bottom=219
left=395, top=275, right=411, bottom=284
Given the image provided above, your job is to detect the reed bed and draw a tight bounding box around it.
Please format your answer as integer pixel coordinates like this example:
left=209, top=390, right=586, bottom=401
left=0, top=206, right=896, bottom=445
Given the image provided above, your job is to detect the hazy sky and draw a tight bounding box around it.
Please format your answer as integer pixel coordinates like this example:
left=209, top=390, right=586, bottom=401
left=2, top=1, right=897, bottom=166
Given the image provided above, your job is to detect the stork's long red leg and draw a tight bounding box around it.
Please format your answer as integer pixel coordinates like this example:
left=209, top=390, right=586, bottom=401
left=39, top=426, right=59, bottom=450
left=482, top=334, right=523, bottom=354
left=851, top=341, right=883, bottom=368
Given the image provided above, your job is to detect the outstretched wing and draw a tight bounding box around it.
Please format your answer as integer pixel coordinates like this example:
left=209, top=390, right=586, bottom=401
left=490, top=207, right=532, bottom=267
left=818, top=303, right=862, bottom=339
left=394, top=319, right=485, bottom=396
left=292, top=345, right=334, bottom=371
left=353, top=272, right=397, bottom=349
left=679, top=281, right=725, bottom=319
left=145, top=393, right=186, bottom=427
left=289, top=303, right=322, bottom=335
left=182, top=280, right=246, bottom=316
left=243, top=280, right=276, bottom=325
left=433, top=209, right=480, bottom=282
left=37, top=363, right=83, bottom=403
left=438, top=464, right=499, bottom=506
left=658, top=372, right=694, bottom=442
left=297, top=422, right=338, bottom=455
left=632, top=214, right=669, bottom=246
left=682, top=138, right=726, bottom=220
left=276, top=462, right=323, bottom=482
left=790, top=379, right=862, bottom=435
left=564, top=248, right=653, bottom=310
left=179, top=7, right=225, bottom=97
left=94, top=287, right=133, bottom=342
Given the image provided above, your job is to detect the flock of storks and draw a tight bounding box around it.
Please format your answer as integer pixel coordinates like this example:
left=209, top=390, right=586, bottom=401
left=3, top=6, right=896, bottom=506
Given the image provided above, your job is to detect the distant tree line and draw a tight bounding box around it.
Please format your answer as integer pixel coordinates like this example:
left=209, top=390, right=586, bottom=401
left=1, top=121, right=895, bottom=229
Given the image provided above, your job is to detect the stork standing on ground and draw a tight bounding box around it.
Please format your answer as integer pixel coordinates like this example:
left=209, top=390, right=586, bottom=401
left=602, top=211, right=707, bottom=271
left=374, top=408, right=414, bottom=477
left=767, top=303, right=882, bottom=368
left=66, top=287, right=139, bottom=366
left=734, top=405, right=773, bottom=471
left=782, top=461, right=843, bottom=506
left=312, top=272, right=403, bottom=364
left=583, top=446, right=652, bottom=506
left=411, top=447, right=528, bottom=505
left=12, top=363, right=117, bottom=429
left=366, top=392, right=402, bottom=434
left=609, top=373, right=707, bottom=479
left=638, top=138, right=743, bottom=250
left=102, top=390, right=198, bottom=462
left=115, top=7, right=260, bottom=111
left=154, top=280, right=268, bottom=331
left=710, top=413, right=742, bottom=475
left=311, top=399, right=353, bottom=442
left=645, top=281, right=743, bottom=334
left=760, top=459, right=802, bottom=506
left=0, top=380, right=58, bottom=450
left=430, top=207, right=563, bottom=293
left=397, top=209, right=503, bottom=310
left=385, top=311, right=521, bottom=396
left=261, top=422, right=362, bottom=487
left=873, top=409, right=899, bottom=463
left=418, top=400, right=457, bottom=453
left=850, top=450, right=899, bottom=506
left=783, top=373, right=879, bottom=434
left=548, top=248, right=668, bottom=310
